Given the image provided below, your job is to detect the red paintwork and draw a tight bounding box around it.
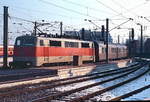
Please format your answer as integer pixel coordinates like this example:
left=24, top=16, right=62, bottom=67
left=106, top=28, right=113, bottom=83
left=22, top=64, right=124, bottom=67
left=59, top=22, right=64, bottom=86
left=0, top=46, right=14, bottom=56
left=14, top=46, right=94, bottom=57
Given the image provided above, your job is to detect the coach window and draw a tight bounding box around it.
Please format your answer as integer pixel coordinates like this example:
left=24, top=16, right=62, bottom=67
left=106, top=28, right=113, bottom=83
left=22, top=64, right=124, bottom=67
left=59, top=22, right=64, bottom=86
left=102, top=47, right=105, bottom=53
left=115, top=48, right=117, bottom=52
left=71, top=42, right=78, bottom=48
left=50, top=40, right=61, bottom=47
left=118, top=48, right=121, bottom=52
left=65, top=42, right=78, bottom=48
left=122, top=48, right=124, bottom=52
left=40, top=40, right=44, bottom=46
left=111, top=48, right=115, bottom=53
left=81, top=43, right=89, bottom=48
left=111, top=48, right=113, bottom=53
left=92, top=43, right=94, bottom=48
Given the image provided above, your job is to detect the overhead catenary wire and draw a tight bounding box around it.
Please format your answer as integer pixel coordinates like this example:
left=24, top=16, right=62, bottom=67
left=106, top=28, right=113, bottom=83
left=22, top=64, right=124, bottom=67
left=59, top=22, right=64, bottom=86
left=0, top=3, right=89, bottom=21
left=60, top=0, right=116, bottom=15
left=2, top=14, right=85, bottom=36
left=8, top=15, right=60, bottom=28
left=95, top=0, right=141, bottom=30
left=0, top=0, right=138, bottom=21
left=109, top=18, right=133, bottom=32
left=111, top=0, right=140, bottom=17
left=111, top=0, right=150, bottom=20
left=1, top=7, right=133, bottom=37
left=0, top=0, right=146, bottom=38
left=10, top=5, right=85, bottom=20
left=0, top=2, right=132, bottom=22
left=95, top=0, right=150, bottom=28
left=39, top=0, right=100, bottom=20
left=9, top=15, right=34, bottom=23
left=95, top=0, right=128, bottom=19
left=126, top=0, right=150, bottom=13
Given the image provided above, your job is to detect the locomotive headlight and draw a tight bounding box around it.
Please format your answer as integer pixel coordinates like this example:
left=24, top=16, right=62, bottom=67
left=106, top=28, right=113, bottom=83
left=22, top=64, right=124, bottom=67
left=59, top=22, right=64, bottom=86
left=26, top=62, right=31, bottom=66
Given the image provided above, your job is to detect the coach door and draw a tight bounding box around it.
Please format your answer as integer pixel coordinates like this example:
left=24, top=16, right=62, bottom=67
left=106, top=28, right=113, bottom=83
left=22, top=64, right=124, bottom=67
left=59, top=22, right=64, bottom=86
left=116, top=47, right=119, bottom=59
left=94, top=42, right=99, bottom=62
left=44, top=47, right=49, bottom=63
left=41, top=40, right=49, bottom=63
left=44, top=40, right=49, bottom=63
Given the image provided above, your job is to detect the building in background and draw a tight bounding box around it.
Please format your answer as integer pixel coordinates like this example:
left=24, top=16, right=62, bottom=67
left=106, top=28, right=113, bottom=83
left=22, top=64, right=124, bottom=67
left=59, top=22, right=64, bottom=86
left=64, top=29, right=113, bottom=43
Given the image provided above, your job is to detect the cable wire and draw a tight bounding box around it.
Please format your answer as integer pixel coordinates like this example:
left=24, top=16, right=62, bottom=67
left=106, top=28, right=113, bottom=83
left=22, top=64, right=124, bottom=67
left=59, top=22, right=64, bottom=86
left=95, top=0, right=128, bottom=19
left=111, top=0, right=139, bottom=17
left=61, top=0, right=115, bottom=15
left=39, top=0, right=100, bottom=19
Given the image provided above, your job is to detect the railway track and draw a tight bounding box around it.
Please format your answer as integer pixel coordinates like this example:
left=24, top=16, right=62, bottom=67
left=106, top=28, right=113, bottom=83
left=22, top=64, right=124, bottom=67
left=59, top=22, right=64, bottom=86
left=0, top=62, right=147, bottom=102
left=110, top=84, right=150, bottom=101
left=0, top=69, right=57, bottom=85
left=68, top=67, right=149, bottom=102
left=0, top=63, right=139, bottom=93
left=31, top=63, right=147, bottom=102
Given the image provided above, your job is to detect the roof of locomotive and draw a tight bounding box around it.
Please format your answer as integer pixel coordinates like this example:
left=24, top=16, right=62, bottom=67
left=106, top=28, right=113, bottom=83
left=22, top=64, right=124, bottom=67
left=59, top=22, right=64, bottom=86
left=16, top=35, right=93, bottom=43
left=16, top=35, right=127, bottom=48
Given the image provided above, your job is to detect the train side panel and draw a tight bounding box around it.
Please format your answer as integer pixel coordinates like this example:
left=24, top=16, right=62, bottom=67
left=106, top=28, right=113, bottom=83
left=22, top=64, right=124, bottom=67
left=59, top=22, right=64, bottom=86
left=35, top=38, right=95, bottom=66
left=12, top=36, right=95, bottom=67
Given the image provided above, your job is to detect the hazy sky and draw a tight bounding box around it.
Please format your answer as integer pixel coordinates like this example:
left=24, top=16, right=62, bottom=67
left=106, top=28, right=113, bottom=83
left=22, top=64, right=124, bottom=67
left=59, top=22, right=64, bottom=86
left=0, top=0, right=150, bottom=44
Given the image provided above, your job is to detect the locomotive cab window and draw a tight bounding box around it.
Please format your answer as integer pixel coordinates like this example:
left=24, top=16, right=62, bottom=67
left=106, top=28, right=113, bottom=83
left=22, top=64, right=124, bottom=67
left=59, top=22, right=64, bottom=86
left=23, top=39, right=35, bottom=46
left=15, top=37, right=35, bottom=46
left=16, top=39, right=21, bottom=46
left=40, top=40, right=44, bottom=46
left=50, top=40, right=61, bottom=47
left=81, top=43, right=89, bottom=48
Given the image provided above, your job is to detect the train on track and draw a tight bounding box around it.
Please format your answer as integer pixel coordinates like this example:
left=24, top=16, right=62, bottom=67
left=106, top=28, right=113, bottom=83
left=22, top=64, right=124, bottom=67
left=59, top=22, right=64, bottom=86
left=0, top=45, right=14, bottom=57
left=9, top=35, right=128, bottom=67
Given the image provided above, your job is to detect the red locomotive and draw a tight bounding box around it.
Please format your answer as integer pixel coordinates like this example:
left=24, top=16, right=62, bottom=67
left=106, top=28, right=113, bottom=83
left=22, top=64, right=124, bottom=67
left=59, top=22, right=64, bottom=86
left=10, top=35, right=127, bottom=67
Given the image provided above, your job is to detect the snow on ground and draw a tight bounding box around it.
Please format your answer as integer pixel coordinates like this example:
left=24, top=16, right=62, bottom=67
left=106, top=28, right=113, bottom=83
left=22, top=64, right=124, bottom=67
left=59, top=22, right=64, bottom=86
left=53, top=61, right=136, bottom=101
left=55, top=62, right=150, bottom=101
left=107, top=66, right=150, bottom=100
left=0, top=59, right=141, bottom=101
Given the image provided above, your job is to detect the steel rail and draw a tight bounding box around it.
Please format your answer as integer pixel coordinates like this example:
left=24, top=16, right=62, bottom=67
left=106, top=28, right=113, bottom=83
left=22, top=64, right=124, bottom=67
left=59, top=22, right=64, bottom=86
left=31, top=67, right=140, bottom=102
left=0, top=63, right=140, bottom=98
left=110, top=84, right=150, bottom=101
left=69, top=65, right=149, bottom=102
left=0, top=63, right=139, bottom=93
left=0, top=70, right=57, bottom=83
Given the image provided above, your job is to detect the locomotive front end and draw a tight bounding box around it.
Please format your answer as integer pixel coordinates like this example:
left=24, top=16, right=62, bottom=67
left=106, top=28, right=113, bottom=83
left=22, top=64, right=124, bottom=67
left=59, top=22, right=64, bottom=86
left=9, top=35, right=37, bottom=68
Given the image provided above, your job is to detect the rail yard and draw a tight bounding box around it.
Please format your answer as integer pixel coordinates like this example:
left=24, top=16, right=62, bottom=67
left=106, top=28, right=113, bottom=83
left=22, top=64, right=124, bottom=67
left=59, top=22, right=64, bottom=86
left=0, top=59, right=149, bottom=102
left=1, top=0, right=150, bottom=101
